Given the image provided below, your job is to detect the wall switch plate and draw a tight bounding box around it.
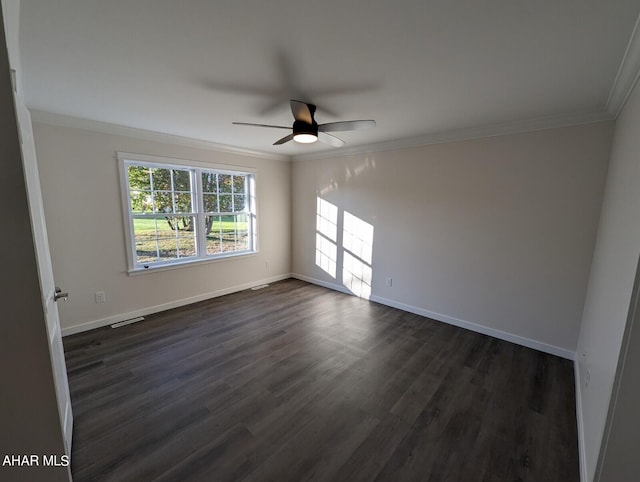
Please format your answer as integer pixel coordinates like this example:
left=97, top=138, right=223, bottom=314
left=95, top=291, right=106, bottom=303
left=586, top=369, right=591, bottom=387
left=385, top=277, right=393, bottom=287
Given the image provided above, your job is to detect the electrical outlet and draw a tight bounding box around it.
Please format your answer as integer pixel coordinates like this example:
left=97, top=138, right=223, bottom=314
left=95, top=291, right=106, bottom=304
left=385, top=277, right=393, bottom=287
left=585, top=369, right=591, bottom=387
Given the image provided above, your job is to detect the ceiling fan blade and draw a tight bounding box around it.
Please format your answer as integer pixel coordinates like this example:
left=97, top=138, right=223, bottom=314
left=232, top=122, right=291, bottom=130
left=290, top=100, right=314, bottom=124
left=273, top=133, right=295, bottom=145
left=318, top=132, right=346, bottom=147
left=318, top=120, right=376, bottom=132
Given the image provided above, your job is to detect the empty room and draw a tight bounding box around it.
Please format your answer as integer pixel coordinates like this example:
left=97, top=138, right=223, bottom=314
left=3, top=0, right=640, bottom=481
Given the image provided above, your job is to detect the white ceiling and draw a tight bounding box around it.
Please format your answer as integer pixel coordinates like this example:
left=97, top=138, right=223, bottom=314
left=18, top=0, right=640, bottom=157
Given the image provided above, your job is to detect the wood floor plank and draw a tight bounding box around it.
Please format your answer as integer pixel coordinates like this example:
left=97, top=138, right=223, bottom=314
left=63, top=278, right=579, bottom=481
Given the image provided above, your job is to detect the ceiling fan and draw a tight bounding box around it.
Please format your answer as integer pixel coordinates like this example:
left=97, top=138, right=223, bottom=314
left=233, top=100, right=376, bottom=147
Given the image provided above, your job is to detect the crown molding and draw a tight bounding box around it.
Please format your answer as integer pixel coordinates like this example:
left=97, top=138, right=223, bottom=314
left=607, top=11, right=640, bottom=117
left=30, top=108, right=614, bottom=165
left=29, top=110, right=290, bottom=162
left=292, top=110, right=613, bottom=162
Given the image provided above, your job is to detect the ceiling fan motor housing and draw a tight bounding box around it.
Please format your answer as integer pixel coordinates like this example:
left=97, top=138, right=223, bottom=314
left=293, top=119, right=318, bottom=137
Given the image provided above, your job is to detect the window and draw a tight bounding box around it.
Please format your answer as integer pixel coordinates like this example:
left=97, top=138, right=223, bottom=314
left=118, top=153, right=256, bottom=271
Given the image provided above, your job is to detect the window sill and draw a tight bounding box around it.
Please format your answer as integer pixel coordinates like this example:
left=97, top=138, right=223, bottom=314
left=127, top=251, right=258, bottom=276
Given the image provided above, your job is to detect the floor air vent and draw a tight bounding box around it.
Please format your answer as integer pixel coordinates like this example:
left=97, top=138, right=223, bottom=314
left=111, top=317, right=145, bottom=329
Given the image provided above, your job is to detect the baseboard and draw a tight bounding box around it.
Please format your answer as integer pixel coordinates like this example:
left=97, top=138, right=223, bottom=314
left=292, top=273, right=576, bottom=360
left=292, top=273, right=354, bottom=296
left=574, top=358, right=588, bottom=482
left=65, top=271, right=577, bottom=358
left=61, top=273, right=292, bottom=336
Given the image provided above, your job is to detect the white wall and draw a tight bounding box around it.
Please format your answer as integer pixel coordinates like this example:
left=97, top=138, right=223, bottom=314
left=33, top=121, right=292, bottom=333
left=595, top=256, right=640, bottom=482
left=292, top=123, right=613, bottom=356
left=575, top=78, right=640, bottom=481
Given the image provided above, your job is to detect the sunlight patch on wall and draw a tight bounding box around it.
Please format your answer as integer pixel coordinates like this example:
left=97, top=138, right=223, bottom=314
left=317, top=197, right=338, bottom=242
left=315, top=197, right=338, bottom=278
left=316, top=233, right=337, bottom=278
left=343, top=251, right=372, bottom=298
left=342, top=211, right=374, bottom=298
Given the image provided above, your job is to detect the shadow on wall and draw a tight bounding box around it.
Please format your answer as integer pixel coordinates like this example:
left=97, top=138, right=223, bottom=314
left=315, top=197, right=374, bottom=299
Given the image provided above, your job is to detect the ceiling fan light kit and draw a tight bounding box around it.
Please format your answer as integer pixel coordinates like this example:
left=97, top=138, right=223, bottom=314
left=293, top=133, right=318, bottom=143
left=233, top=100, right=375, bottom=147
left=292, top=120, right=318, bottom=143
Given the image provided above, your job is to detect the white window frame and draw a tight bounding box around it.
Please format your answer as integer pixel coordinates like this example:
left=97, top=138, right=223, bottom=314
left=117, top=152, right=257, bottom=273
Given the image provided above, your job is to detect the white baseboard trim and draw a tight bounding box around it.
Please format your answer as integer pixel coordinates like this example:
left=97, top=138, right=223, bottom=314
left=65, top=272, right=577, bottom=360
left=61, top=274, right=292, bottom=337
left=292, top=273, right=354, bottom=296
left=574, top=358, right=588, bottom=482
left=292, top=273, right=575, bottom=360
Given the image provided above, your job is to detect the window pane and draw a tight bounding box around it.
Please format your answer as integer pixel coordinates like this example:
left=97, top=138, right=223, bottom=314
left=150, top=168, right=171, bottom=190
left=169, top=216, right=195, bottom=231
left=219, top=194, right=232, bottom=212
left=201, top=172, right=217, bottom=193
left=204, top=214, right=249, bottom=255
left=205, top=215, right=222, bottom=255
left=128, top=165, right=151, bottom=190
left=233, top=194, right=246, bottom=212
left=128, top=165, right=152, bottom=213
left=173, top=169, right=190, bottom=191
left=130, top=190, right=152, bottom=213
left=174, top=193, right=192, bottom=213
left=123, top=159, right=255, bottom=269
left=235, top=214, right=249, bottom=251
left=219, top=174, right=233, bottom=193
left=157, top=231, right=196, bottom=260
left=133, top=216, right=196, bottom=264
left=233, top=175, right=246, bottom=193
left=133, top=218, right=158, bottom=264
left=203, top=193, right=218, bottom=213
left=154, top=192, right=173, bottom=213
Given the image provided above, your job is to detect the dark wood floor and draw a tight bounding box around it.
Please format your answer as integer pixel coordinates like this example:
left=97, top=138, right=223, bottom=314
left=63, top=279, right=579, bottom=481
